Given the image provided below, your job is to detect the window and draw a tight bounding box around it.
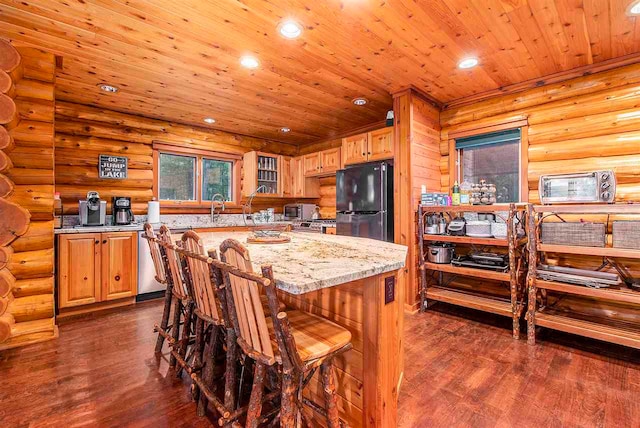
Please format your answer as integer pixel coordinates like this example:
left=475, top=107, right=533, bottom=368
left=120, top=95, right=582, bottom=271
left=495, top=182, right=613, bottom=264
left=456, top=129, right=521, bottom=203
left=153, top=143, right=240, bottom=206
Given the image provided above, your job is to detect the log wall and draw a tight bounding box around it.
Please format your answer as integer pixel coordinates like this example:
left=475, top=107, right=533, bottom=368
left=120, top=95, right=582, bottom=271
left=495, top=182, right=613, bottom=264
left=54, top=102, right=301, bottom=215
left=431, top=62, right=640, bottom=310
left=0, top=40, right=57, bottom=350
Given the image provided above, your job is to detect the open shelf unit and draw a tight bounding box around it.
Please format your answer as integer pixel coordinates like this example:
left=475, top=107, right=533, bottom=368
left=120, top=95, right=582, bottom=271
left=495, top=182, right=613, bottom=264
left=527, top=204, right=640, bottom=349
left=418, top=203, right=528, bottom=339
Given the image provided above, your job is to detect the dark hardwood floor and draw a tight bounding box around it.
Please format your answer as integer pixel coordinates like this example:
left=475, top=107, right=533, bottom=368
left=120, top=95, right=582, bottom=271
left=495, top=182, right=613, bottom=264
left=1, top=300, right=639, bottom=427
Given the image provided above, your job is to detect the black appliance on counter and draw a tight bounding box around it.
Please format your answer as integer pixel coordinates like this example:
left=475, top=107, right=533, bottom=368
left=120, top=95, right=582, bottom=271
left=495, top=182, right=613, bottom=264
left=336, top=161, right=393, bottom=242
left=112, top=196, right=134, bottom=225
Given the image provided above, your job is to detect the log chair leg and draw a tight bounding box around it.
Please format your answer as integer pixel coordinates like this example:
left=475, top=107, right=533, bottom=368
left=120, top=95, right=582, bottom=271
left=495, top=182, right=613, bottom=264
left=280, top=368, right=297, bottom=428
left=198, top=324, right=220, bottom=416
left=155, top=283, right=174, bottom=354
left=245, top=362, right=266, bottom=428
left=224, top=328, right=238, bottom=412
left=169, top=298, right=182, bottom=370
left=192, top=317, right=205, bottom=401
left=320, top=361, right=340, bottom=428
left=177, top=301, right=194, bottom=378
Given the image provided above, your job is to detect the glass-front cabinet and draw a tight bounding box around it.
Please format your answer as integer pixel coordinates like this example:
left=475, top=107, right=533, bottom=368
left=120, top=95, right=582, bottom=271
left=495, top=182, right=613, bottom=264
left=243, top=151, right=283, bottom=197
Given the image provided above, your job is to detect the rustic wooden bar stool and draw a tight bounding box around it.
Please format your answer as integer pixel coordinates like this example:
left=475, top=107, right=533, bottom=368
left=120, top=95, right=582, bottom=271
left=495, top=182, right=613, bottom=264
left=156, top=225, right=195, bottom=373
left=178, top=231, right=234, bottom=419
left=142, top=223, right=172, bottom=354
left=219, top=239, right=353, bottom=428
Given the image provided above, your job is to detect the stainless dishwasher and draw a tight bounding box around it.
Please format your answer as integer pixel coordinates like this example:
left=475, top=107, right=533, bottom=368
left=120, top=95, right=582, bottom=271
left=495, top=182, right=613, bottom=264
left=137, top=228, right=188, bottom=301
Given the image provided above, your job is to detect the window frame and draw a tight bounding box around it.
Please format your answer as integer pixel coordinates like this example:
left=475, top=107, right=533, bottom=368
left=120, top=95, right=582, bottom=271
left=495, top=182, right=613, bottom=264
left=448, top=120, right=529, bottom=203
left=152, top=142, right=241, bottom=208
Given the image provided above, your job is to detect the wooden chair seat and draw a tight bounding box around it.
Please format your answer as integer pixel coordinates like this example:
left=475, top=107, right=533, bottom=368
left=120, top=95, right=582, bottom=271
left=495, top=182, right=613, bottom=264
left=266, top=309, right=351, bottom=363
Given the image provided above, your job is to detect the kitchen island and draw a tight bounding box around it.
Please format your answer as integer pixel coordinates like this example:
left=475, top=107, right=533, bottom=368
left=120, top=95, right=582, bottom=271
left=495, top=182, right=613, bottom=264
left=192, top=231, right=408, bottom=428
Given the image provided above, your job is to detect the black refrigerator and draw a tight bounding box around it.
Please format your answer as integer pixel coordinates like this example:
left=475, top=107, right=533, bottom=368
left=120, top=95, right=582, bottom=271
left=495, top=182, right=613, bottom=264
left=336, top=161, right=394, bottom=242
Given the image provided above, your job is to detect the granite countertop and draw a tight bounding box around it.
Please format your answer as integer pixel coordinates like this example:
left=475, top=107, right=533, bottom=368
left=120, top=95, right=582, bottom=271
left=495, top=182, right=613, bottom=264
left=192, top=232, right=408, bottom=295
left=54, top=214, right=291, bottom=234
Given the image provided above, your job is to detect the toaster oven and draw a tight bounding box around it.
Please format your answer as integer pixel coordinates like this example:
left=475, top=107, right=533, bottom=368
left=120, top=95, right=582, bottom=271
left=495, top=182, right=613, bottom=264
left=539, top=171, right=616, bottom=204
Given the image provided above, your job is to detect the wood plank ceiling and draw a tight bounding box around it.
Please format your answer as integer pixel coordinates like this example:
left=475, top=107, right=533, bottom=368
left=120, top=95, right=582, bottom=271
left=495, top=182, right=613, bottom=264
left=0, top=0, right=639, bottom=144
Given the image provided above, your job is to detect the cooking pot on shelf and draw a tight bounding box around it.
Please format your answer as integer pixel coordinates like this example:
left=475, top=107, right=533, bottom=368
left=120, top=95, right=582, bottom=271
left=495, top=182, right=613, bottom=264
left=427, top=243, right=455, bottom=264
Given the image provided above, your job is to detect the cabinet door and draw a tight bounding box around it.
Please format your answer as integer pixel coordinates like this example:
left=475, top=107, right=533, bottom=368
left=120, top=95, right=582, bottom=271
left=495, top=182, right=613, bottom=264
left=320, top=147, right=341, bottom=174
left=242, top=151, right=258, bottom=197
left=101, top=232, right=138, bottom=301
left=58, top=233, right=101, bottom=308
left=342, top=133, right=368, bottom=166
left=291, top=156, right=304, bottom=197
left=281, top=156, right=293, bottom=197
left=368, top=127, right=394, bottom=161
left=303, top=153, right=321, bottom=177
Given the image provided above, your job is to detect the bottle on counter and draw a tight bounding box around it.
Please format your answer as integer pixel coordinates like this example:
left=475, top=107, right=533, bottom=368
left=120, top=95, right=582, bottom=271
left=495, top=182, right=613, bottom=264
left=460, top=181, right=472, bottom=205
left=452, top=181, right=460, bottom=206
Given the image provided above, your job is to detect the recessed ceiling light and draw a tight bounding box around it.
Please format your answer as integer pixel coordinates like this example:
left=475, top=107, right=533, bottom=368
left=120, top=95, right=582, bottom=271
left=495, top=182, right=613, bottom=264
left=280, top=127, right=291, bottom=133
left=203, top=117, right=216, bottom=124
left=458, top=57, right=479, bottom=69
left=352, top=97, right=368, bottom=106
left=628, top=0, right=640, bottom=15
left=240, top=55, right=260, bottom=69
left=99, top=84, right=119, bottom=93
left=278, top=20, right=303, bottom=39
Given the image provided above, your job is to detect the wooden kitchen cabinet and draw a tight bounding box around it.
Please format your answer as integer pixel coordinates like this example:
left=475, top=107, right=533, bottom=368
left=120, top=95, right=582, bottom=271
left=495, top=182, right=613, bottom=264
left=281, top=156, right=293, bottom=197
left=58, top=233, right=101, bottom=308
left=243, top=151, right=281, bottom=197
left=342, top=133, right=369, bottom=165
left=368, top=127, right=394, bottom=161
left=101, top=232, right=138, bottom=301
left=320, top=147, right=341, bottom=174
left=57, top=232, right=138, bottom=309
left=342, top=127, right=394, bottom=166
left=292, top=156, right=319, bottom=198
left=303, top=153, right=321, bottom=176
left=304, top=147, right=342, bottom=177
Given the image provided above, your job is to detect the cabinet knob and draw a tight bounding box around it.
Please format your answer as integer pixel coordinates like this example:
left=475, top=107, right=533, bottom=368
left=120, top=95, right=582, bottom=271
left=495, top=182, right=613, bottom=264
left=102, top=240, right=107, bottom=244
left=95, top=240, right=99, bottom=244
left=362, top=152, right=365, bottom=156
left=115, top=275, right=120, bottom=281
left=368, top=152, right=371, bottom=155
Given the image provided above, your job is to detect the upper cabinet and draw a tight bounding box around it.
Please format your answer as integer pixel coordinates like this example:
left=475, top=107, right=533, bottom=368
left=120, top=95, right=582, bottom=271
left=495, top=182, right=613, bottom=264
left=342, top=133, right=369, bottom=165
left=243, top=151, right=282, bottom=197
left=343, top=127, right=394, bottom=166
left=281, top=156, right=293, bottom=198
left=303, top=147, right=342, bottom=177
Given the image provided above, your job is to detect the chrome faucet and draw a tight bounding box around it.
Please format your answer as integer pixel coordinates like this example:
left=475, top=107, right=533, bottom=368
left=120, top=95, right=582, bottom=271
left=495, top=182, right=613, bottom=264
left=242, top=185, right=267, bottom=226
left=210, top=193, right=226, bottom=222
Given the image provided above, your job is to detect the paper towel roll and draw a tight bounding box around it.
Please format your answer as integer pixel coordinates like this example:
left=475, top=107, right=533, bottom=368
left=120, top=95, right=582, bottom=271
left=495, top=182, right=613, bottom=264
left=147, top=200, right=160, bottom=224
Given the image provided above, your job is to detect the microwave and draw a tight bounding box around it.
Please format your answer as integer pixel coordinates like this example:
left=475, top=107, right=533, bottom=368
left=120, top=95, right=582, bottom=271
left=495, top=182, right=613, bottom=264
left=539, top=171, right=616, bottom=204
left=283, top=203, right=317, bottom=220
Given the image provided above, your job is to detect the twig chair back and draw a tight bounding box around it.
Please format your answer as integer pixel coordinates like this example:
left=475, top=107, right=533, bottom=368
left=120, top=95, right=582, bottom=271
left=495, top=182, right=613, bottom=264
left=157, top=225, right=189, bottom=301
left=180, top=231, right=222, bottom=325
left=143, top=223, right=166, bottom=284
left=219, top=239, right=277, bottom=363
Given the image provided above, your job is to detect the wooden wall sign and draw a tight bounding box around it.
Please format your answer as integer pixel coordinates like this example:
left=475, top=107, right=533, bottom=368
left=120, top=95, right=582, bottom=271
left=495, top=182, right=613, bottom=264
left=99, top=154, right=128, bottom=179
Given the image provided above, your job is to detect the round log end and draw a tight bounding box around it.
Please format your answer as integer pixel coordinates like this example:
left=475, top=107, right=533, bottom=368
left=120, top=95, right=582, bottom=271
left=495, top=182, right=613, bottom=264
left=0, top=199, right=31, bottom=246
left=0, top=268, right=15, bottom=297
left=0, top=125, right=12, bottom=151
left=0, top=247, right=12, bottom=272
left=0, top=296, right=8, bottom=317
left=0, top=316, right=13, bottom=343
left=0, top=151, right=13, bottom=173
left=0, top=39, right=20, bottom=74
left=0, top=70, right=11, bottom=94
left=0, top=173, right=14, bottom=198
left=0, top=94, right=16, bottom=125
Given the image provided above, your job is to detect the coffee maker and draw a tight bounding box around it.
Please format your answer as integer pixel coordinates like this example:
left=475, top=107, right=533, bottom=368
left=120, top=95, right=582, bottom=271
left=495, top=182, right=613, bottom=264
left=112, top=196, right=134, bottom=225
left=79, top=191, right=106, bottom=226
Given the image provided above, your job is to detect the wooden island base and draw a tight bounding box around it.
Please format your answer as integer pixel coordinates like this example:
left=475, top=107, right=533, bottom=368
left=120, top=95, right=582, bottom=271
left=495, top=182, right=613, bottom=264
left=279, top=270, right=403, bottom=427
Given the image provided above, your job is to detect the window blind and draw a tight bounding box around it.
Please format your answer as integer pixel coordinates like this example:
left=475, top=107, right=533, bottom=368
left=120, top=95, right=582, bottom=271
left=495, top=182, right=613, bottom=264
left=455, top=128, right=521, bottom=150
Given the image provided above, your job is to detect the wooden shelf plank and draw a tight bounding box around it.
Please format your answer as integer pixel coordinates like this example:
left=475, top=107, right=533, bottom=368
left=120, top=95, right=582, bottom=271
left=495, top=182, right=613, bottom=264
left=419, top=204, right=520, bottom=213
left=426, top=287, right=512, bottom=317
left=424, top=262, right=510, bottom=282
left=533, top=204, right=640, bottom=214
left=536, top=311, right=640, bottom=349
left=538, top=243, right=640, bottom=259
left=536, top=279, right=640, bottom=305
left=423, top=234, right=509, bottom=246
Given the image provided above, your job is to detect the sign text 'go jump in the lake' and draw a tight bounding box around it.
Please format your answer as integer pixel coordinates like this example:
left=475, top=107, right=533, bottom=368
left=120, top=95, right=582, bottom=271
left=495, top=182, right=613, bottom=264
left=99, top=155, right=128, bottom=179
